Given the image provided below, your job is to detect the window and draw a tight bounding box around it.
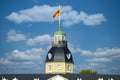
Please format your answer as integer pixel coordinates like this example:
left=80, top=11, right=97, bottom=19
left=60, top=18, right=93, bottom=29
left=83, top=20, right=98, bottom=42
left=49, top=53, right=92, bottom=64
left=67, top=65, right=71, bottom=71
left=57, top=64, right=62, bottom=70
left=58, top=36, right=60, bottom=41
left=55, top=36, right=57, bottom=42
left=48, top=65, right=52, bottom=71
left=62, top=36, right=65, bottom=40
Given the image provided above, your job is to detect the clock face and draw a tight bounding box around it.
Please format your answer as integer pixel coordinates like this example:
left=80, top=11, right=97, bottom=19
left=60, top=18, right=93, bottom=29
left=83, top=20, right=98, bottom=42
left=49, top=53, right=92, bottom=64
left=66, top=53, right=71, bottom=59
left=48, top=53, right=52, bottom=59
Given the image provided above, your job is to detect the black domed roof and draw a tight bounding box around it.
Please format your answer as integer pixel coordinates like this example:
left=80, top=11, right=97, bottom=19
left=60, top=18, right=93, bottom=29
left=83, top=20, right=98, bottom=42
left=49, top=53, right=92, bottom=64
left=46, top=47, right=74, bottom=63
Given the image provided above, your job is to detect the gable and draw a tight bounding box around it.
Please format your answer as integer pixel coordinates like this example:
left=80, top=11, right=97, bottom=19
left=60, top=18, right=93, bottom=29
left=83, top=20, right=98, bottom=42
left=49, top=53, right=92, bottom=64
left=47, top=75, right=68, bottom=80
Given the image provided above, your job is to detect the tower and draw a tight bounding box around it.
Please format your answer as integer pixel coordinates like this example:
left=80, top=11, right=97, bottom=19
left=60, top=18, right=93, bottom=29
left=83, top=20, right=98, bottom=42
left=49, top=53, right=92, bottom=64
left=45, top=25, right=74, bottom=74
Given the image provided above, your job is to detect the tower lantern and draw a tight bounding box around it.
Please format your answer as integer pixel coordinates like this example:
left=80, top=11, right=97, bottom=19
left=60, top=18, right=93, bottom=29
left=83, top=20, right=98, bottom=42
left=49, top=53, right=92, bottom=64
left=53, top=25, right=67, bottom=47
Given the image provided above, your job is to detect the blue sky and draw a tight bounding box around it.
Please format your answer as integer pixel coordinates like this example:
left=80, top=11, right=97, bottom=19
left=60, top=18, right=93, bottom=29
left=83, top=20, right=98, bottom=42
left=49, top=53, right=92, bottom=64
left=0, top=0, right=120, bottom=74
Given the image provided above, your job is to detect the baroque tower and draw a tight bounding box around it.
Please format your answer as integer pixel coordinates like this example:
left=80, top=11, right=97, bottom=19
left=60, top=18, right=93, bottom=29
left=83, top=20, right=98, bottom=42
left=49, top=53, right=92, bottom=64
left=45, top=25, right=74, bottom=74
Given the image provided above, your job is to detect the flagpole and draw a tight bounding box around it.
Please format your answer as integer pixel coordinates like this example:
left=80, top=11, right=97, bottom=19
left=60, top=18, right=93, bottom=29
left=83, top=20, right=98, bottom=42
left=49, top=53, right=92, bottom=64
left=59, top=5, right=60, bottom=25
left=58, top=5, right=61, bottom=31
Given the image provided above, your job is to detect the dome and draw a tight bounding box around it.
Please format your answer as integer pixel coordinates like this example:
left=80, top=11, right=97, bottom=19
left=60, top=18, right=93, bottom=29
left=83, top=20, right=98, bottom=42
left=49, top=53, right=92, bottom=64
left=46, top=47, right=73, bottom=63
left=54, top=30, right=66, bottom=35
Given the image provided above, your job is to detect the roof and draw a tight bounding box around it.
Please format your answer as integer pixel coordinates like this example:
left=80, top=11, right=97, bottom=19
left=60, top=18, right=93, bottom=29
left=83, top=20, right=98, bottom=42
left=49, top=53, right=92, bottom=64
left=0, top=74, right=120, bottom=80
left=46, top=47, right=73, bottom=63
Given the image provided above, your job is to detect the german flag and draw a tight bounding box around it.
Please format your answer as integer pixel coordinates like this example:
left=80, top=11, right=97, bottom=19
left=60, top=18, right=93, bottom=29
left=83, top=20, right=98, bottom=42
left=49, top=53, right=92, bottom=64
left=53, top=9, right=60, bottom=18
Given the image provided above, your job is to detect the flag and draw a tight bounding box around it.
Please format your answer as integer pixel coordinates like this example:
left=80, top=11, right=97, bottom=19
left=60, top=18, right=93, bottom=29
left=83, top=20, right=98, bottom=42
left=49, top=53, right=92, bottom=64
left=53, top=9, right=60, bottom=18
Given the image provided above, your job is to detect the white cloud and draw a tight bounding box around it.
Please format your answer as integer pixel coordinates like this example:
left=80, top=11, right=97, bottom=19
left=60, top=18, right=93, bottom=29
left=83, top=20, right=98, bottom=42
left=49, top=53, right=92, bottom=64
left=77, top=63, right=106, bottom=70
left=75, top=63, right=108, bottom=74
left=68, top=42, right=120, bottom=61
left=79, top=47, right=120, bottom=60
left=71, top=46, right=120, bottom=74
left=62, top=11, right=106, bottom=27
left=89, top=63, right=104, bottom=68
left=81, top=47, right=120, bottom=64
left=6, top=5, right=106, bottom=27
left=68, top=43, right=92, bottom=55
left=6, top=5, right=56, bottom=23
left=87, top=57, right=111, bottom=63
left=27, top=34, right=53, bottom=46
left=8, top=48, right=44, bottom=61
left=0, top=58, right=13, bottom=65
left=0, top=48, right=45, bottom=73
left=94, top=47, right=120, bottom=58
left=7, top=29, right=27, bottom=42
left=80, top=49, right=92, bottom=55
left=83, top=13, right=106, bottom=26
left=68, top=43, right=81, bottom=54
